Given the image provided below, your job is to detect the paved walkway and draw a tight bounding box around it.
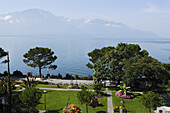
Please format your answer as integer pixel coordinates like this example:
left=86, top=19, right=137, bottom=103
left=39, top=110, right=47, bottom=113
left=106, top=88, right=114, bottom=113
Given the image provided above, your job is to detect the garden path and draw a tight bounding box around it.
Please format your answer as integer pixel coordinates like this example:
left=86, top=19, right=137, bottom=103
left=106, top=88, right=114, bottom=113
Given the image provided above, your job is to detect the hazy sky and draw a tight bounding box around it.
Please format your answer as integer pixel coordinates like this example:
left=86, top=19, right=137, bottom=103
left=0, top=0, right=170, bottom=38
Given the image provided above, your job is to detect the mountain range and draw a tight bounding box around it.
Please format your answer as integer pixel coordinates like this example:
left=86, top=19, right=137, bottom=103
left=0, top=9, right=158, bottom=38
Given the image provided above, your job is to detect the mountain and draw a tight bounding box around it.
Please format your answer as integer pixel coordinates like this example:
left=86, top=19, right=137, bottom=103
left=0, top=9, right=158, bottom=38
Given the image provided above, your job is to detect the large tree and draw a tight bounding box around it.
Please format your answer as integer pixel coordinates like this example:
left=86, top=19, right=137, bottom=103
left=87, top=43, right=148, bottom=84
left=23, top=47, right=57, bottom=78
left=123, top=56, right=169, bottom=91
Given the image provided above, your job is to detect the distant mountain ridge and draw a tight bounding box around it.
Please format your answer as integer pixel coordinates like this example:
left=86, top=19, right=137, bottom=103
left=0, top=9, right=159, bottom=38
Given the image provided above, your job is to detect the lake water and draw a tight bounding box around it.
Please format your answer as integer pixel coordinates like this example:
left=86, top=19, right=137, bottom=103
left=0, top=35, right=170, bottom=76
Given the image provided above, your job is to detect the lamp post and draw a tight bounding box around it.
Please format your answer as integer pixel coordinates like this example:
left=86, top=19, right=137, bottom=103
left=44, top=90, right=47, bottom=110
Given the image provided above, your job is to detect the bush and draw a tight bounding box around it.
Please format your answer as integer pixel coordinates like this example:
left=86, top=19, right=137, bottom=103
left=37, top=81, right=48, bottom=84
left=80, top=76, right=89, bottom=80
left=88, top=75, right=93, bottom=80
left=115, top=91, right=134, bottom=99
left=113, top=106, right=127, bottom=113
left=19, top=87, right=42, bottom=106
left=58, top=73, right=62, bottom=79
left=13, top=70, right=23, bottom=77
left=65, top=73, right=74, bottom=79
left=74, top=74, right=79, bottom=79
left=51, top=74, right=58, bottom=78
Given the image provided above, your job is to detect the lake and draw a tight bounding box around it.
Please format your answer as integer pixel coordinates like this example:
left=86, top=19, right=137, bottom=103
left=0, top=35, right=170, bottom=76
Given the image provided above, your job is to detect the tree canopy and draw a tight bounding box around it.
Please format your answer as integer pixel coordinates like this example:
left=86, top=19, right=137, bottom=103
left=123, top=55, right=169, bottom=90
left=23, top=47, right=57, bottom=78
left=140, top=91, right=162, bottom=113
left=87, top=43, right=149, bottom=83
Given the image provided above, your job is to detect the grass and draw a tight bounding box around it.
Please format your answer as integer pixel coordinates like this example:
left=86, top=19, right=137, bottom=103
left=36, top=84, right=106, bottom=91
left=35, top=90, right=107, bottom=113
left=36, top=84, right=68, bottom=89
left=112, top=92, right=154, bottom=113
left=12, top=87, right=20, bottom=93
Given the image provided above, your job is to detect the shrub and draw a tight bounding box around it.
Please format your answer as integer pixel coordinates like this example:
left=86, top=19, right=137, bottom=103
left=51, top=74, right=58, bottom=78
left=115, top=91, right=134, bottom=99
left=37, top=81, right=48, bottom=84
left=113, top=106, right=127, bottom=113
left=19, top=87, right=42, bottom=106
left=13, top=70, right=23, bottom=77
left=74, top=74, right=79, bottom=79
left=58, top=73, right=62, bottom=79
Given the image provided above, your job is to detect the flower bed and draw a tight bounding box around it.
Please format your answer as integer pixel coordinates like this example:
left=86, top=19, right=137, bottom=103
left=63, top=104, right=81, bottom=113
left=113, top=106, right=127, bottom=113
left=115, top=91, right=134, bottom=99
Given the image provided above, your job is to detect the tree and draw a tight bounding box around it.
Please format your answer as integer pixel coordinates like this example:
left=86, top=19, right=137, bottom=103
left=23, top=47, right=57, bottom=78
left=77, top=87, right=95, bottom=113
left=87, top=43, right=148, bottom=84
left=140, top=91, right=162, bottom=113
left=19, top=87, right=42, bottom=107
left=93, top=82, right=102, bottom=95
left=13, top=70, right=23, bottom=77
left=117, top=83, right=130, bottom=96
left=123, top=56, right=169, bottom=91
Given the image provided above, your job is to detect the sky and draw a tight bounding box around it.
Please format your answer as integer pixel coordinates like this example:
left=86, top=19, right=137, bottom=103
left=0, top=0, right=170, bottom=38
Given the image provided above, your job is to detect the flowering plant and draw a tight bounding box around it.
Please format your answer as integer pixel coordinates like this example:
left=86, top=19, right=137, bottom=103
left=115, top=91, right=134, bottom=99
left=63, top=104, right=81, bottom=113
left=113, top=106, right=127, bottom=112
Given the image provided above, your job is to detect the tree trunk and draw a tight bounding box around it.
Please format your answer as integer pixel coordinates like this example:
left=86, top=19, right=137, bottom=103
left=86, top=104, right=88, bottom=113
left=39, top=66, right=41, bottom=78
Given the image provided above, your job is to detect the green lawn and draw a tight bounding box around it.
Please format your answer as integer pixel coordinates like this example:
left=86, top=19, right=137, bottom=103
left=36, top=90, right=107, bottom=113
left=12, top=87, right=20, bottom=93
left=112, top=92, right=154, bottom=113
left=36, top=84, right=106, bottom=91
left=36, top=84, right=68, bottom=89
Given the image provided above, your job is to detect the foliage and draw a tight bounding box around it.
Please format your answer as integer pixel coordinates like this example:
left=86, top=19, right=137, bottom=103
left=117, top=83, right=130, bottom=96
left=22, top=76, right=38, bottom=88
left=113, top=106, right=127, bottom=113
left=23, top=47, right=57, bottom=78
left=12, top=103, right=39, bottom=113
left=11, top=93, right=39, bottom=113
left=75, top=74, right=79, bottom=79
left=65, top=73, right=74, bottom=79
left=0, top=48, right=8, bottom=63
left=115, top=91, right=134, bottom=99
left=93, top=82, right=102, bottom=95
left=0, top=77, right=8, bottom=98
left=63, top=104, right=81, bottom=113
left=57, top=73, right=62, bottom=79
left=77, top=87, right=95, bottom=113
left=124, top=56, right=169, bottom=91
left=140, top=91, right=162, bottom=113
left=13, top=70, right=23, bottom=77
left=19, top=87, right=42, bottom=106
left=77, top=88, right=95, bottom=104
left=87, top=43, right=148, bottom=83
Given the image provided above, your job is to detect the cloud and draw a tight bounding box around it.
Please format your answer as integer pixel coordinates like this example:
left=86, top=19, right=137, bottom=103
left=105, top=24, right=120, bottom=28
left=0, top=15, right=12, bottom=20
left=144, top=3, right=170, bottom=13
left=84, top=19, right=92, bottom=24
